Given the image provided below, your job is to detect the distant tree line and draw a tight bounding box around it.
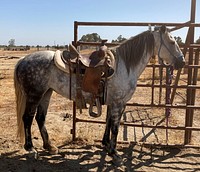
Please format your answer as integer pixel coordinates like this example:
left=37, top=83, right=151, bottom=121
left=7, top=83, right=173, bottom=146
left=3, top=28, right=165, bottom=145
left=79, top=33, right=200, bottom=46
left=1, top=35, right=200, bottom=50
left=111, top=35, right=127, bottom=43
left=79, top=33, right=127, bottom=43
left=0, top=39, right=68, bottom=51
left=79, top=33, right=127, bottom=49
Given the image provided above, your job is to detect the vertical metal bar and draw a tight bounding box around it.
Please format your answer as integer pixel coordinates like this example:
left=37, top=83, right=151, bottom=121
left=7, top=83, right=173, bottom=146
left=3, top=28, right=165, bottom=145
left=184, top=0, right=196, bottom=144
left=69, top=61, right=72, bottom=100
left=151, top=65, right=155, bottom=105
left=170, top=30, right=191, bottom=103
left=74, top=21, right=83, bottom=114
left=73, top=21, right=78, bottom=46
left=193, top=49, right=200, bottom=77
left=72, top=101, right=76, bottom=141
left=185, top=48, right=194, bottom=144
left=159, top=64, right=163, bottom=104
left=191, top=49, right=199, bottom=105
left=170, top=0, right=196, bottom=104
left=123, top=113, right=128, bottom=141
left=72, top=21, right=78, bottom=141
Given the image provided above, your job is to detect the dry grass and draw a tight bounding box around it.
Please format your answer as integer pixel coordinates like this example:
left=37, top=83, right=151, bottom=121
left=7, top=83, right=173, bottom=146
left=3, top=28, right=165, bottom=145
left=0, top=49, right=199, bottom=144
left=1, top=49, right=200, bottom=171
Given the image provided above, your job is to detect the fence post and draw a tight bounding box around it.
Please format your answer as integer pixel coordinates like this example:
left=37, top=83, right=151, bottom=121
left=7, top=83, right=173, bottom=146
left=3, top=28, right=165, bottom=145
left=184, top=0, right=196, bottom=144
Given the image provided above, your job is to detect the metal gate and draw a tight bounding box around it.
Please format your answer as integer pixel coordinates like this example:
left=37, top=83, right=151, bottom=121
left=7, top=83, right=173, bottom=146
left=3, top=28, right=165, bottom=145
left=70, top=0, right=200, bottom=148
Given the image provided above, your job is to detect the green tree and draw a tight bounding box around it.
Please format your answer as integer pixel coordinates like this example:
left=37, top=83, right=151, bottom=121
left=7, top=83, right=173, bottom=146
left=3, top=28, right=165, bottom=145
left=46, top=45, right=50, bottom=50
left=79, top=33, right=101, bottom=42
left=112, top=35, right=126, bottom=43
left=8, top=39, right=15, bottom=46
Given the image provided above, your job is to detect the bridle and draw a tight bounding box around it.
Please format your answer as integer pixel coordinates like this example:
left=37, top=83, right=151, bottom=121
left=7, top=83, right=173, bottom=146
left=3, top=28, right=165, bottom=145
left=157, top=31, right=182, bottom=64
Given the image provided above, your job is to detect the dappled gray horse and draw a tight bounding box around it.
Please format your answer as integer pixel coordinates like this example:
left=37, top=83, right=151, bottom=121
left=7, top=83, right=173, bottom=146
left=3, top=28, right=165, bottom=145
left=14, top=25, right=185, bottom=158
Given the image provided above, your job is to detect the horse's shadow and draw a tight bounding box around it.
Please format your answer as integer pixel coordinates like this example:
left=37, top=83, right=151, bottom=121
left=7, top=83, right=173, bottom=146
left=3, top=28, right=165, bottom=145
left=1, top=142, right=200, bottom=172
left=122, top=143, right=200, bottom=171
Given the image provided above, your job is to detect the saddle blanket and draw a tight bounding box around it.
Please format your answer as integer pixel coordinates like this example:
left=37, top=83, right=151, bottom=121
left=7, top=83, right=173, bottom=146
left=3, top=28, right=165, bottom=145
left=54, top=50, right=70, bottom=73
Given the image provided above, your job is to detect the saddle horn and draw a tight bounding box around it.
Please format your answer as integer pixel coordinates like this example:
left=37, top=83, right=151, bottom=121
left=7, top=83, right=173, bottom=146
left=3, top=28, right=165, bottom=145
left=98, top=40, right=108, bottom=58
left=69, top=44, right=80, bottom=59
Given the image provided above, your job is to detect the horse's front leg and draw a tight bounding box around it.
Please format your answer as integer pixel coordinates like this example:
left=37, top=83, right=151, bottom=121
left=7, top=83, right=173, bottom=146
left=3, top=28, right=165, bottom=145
left=102, top=105, right=111, bottom=146
left=103, top=103, right=126, bottom=156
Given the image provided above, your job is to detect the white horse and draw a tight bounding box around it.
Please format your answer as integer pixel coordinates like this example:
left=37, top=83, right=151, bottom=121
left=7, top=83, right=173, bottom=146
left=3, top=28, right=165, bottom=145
left=14, top=25, right=185, bottom=158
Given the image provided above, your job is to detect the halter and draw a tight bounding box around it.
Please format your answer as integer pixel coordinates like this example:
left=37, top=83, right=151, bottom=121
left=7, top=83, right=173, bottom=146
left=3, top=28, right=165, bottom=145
left=157, top=31, right=175, bottom=142
left=158, top=31, right=177, bottom=64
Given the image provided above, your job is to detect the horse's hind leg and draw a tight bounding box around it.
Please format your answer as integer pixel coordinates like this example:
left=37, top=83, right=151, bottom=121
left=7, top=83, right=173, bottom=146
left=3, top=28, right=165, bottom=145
left=23, top=101, right=39, bottom=151
left=35, top=89, right=58, bottom=154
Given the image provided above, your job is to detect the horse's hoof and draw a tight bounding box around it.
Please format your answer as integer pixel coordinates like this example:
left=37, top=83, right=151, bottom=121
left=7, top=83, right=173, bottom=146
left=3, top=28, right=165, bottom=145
left=112, top=152, right=123, bottom=166
left=102, top=135, right=109, bottom=146
left=104, top=144, right=111, bottom=153
left=26, top=148, right=39, bottom=160
left=48, top=145, right=59, bottom=155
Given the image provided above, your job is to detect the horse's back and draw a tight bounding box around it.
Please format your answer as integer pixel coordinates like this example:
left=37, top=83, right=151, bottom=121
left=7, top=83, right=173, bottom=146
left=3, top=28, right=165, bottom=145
left=17, top=51, right=54, bottom=67
left=15, top=51, right=55, bottom=94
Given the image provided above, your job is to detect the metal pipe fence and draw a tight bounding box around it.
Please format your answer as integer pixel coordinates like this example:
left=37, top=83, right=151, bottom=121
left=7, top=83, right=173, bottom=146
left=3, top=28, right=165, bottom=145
left=71, top=0, right=200, bottom=148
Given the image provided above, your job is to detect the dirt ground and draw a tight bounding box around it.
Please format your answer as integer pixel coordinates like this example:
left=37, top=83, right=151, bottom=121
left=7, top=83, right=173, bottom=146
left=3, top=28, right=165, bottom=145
left=1, top=49, right=200, bottom=172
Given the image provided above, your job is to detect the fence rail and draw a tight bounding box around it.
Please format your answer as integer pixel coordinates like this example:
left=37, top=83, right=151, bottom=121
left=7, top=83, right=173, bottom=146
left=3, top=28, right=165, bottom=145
left=71, top=0, right=200, bottom=148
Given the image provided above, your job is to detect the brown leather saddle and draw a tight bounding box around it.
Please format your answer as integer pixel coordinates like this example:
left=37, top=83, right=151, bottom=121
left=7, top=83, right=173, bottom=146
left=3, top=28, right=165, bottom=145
left=60, top=40, right=115, bottom=117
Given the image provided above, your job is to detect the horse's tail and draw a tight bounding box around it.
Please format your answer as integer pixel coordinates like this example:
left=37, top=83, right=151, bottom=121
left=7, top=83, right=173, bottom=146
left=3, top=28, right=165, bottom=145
left=14, top=59, right=26, bottom=143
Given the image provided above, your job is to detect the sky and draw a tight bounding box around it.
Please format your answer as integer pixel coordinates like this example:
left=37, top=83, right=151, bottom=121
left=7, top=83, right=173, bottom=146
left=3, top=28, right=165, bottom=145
left=0, top=0, right=199, bottom=46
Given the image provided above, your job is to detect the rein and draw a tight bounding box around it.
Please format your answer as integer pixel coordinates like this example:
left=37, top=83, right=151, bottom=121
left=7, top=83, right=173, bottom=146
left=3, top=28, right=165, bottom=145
left=157, top=31, right=175, bottom=141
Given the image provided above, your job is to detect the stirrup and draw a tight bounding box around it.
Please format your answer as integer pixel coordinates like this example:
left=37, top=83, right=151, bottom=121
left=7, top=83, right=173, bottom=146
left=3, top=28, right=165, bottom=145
left=89, top=98, right=102, bottom=117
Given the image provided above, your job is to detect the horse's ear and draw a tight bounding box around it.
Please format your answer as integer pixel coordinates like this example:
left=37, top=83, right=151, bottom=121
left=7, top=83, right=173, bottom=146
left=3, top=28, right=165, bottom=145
left=154, top=26, right=160, bottom=31
left=160, top=25, right=167, bottom=33
left=148, top=24, right=152, bottom=32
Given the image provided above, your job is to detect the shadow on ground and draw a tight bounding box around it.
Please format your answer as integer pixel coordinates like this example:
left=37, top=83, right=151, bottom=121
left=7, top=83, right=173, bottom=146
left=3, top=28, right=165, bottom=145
left=1, top=141, right=200, bottom=172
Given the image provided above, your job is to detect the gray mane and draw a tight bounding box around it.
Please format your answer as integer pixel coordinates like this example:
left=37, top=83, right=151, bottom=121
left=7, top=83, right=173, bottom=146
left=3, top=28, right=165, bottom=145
left=116, top=30, right=155, bottom=73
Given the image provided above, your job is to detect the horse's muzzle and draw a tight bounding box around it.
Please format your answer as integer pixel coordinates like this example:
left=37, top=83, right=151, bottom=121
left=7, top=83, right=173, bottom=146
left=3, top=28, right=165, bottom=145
left=174, top=55, right=185, bottom=70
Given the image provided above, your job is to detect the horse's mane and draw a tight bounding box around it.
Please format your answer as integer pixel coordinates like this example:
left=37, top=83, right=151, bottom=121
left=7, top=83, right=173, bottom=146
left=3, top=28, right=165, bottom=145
left=116, top=30, right=155, bottom=73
